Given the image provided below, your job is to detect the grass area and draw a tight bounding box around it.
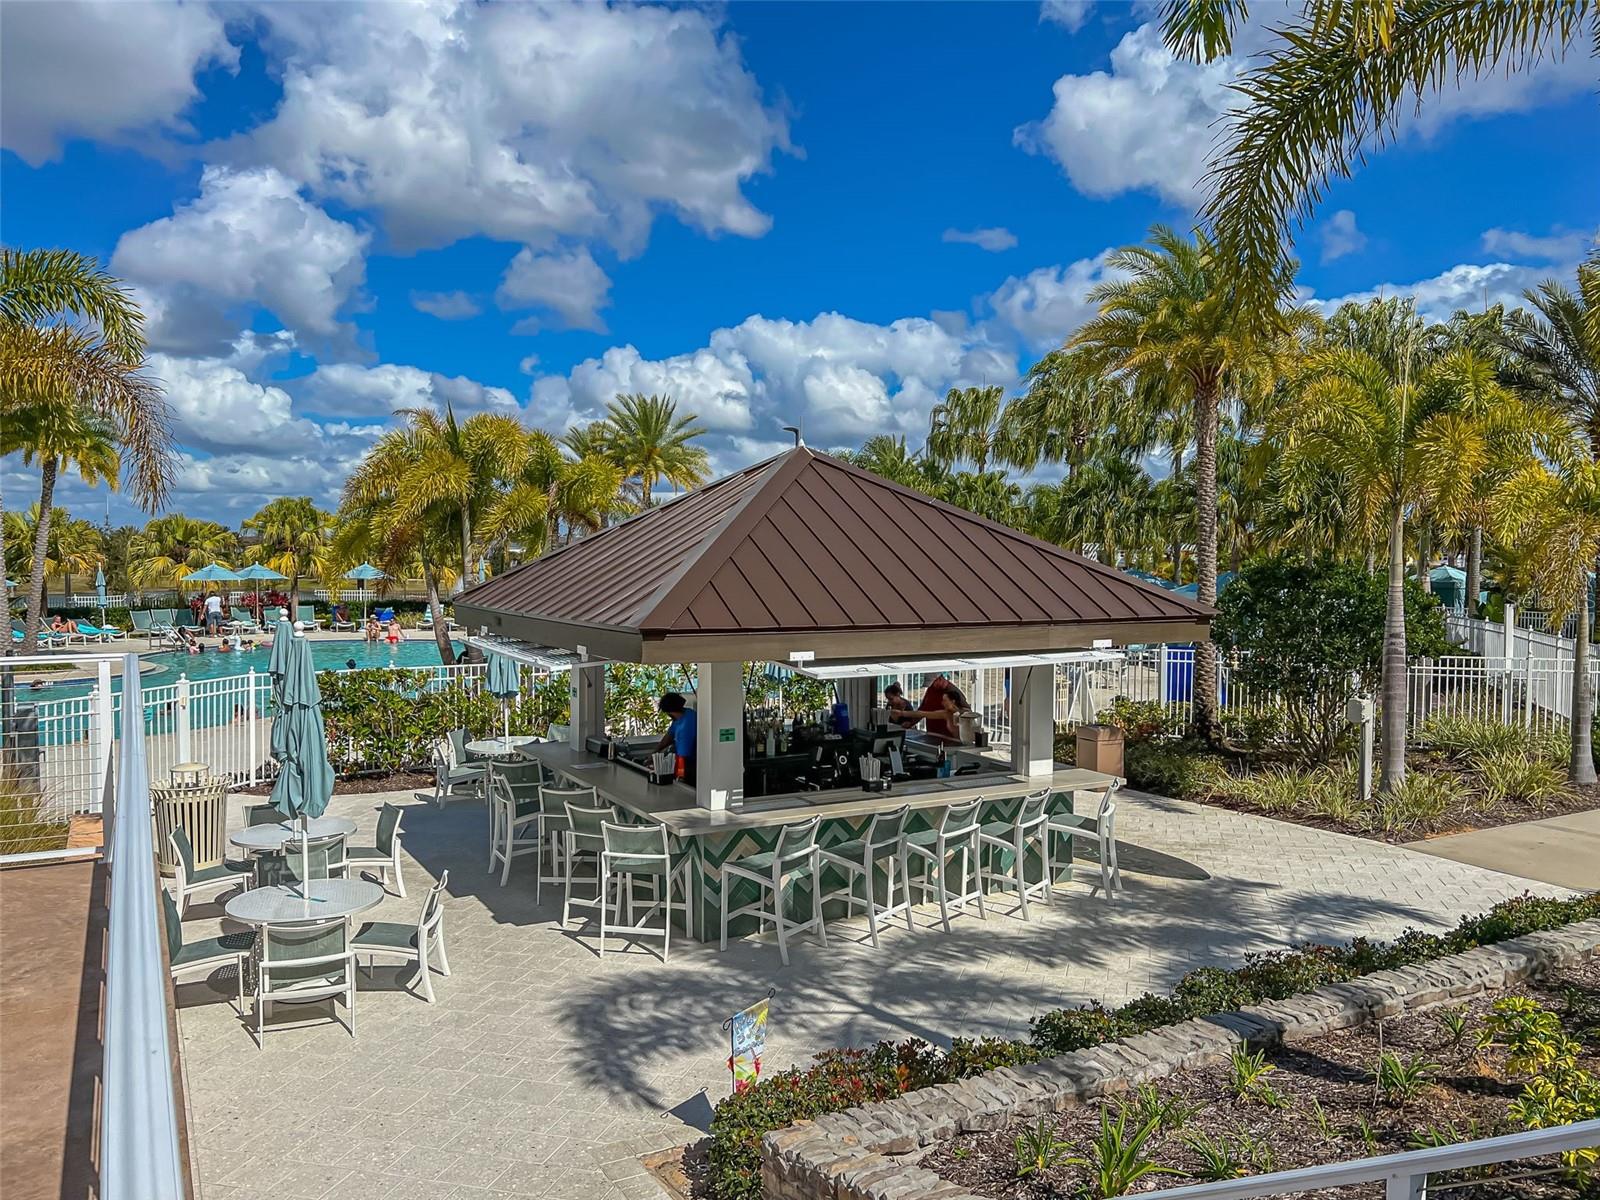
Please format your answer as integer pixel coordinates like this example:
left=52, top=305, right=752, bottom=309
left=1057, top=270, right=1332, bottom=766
left=0, top=778, right=70, bottom=856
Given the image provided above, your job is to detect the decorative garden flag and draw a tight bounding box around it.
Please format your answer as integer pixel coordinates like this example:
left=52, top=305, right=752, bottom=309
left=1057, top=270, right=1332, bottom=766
left=725, top=991, right=772, bottom=1094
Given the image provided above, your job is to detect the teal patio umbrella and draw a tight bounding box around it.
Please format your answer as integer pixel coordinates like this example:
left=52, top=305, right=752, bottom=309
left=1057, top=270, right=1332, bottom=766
left=94, top=565, right=107, bottom=631
left=269, top=618, right=334, bottom=887
left=236, top=563, right=288, bottom=622
left=344, top=563, right=385, bottom=624
left=487, top=649, right=521, bottom=743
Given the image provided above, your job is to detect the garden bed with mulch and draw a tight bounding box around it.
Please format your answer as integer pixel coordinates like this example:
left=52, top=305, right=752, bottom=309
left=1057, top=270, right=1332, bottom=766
left=923, top=957, right=1600, bottom=1199
left=240, top=770, right=434, bottom=797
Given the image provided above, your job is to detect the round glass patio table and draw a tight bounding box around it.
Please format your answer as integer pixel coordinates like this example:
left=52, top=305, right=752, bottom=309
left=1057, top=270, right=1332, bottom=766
left=228, top=815, right=357, bottom=853
left=224, top=877, right=384, bottom=926
left=465, top=736, right=539, bottom=759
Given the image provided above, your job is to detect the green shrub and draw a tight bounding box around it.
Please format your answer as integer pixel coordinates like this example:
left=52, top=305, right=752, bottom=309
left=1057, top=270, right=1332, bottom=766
left=1470, top=750, right=1569, bottom=809
left=1418, top=714, right=1529, bottom=758
left=1370, top=771, right=1468, bottom=835
left=1097, top=697, right=1180, bottom=744
left=708, top=891, right=1600, bottom=1200
left=1123, top=740, right=1226, bottom=799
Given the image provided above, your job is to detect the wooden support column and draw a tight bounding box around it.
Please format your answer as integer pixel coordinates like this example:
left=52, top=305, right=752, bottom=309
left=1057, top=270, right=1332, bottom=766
left=1010, top=664, right=1057, bottom=777
left=695, top=661, right=744, bottom=811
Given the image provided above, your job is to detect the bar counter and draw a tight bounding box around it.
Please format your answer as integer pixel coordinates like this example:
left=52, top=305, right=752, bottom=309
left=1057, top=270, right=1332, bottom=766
left=517, top=738, right=1121, bottom=943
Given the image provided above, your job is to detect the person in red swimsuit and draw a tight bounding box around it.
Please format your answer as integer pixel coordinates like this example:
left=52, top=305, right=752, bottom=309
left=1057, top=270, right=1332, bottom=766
left=902, top=676, right=973, bottom=739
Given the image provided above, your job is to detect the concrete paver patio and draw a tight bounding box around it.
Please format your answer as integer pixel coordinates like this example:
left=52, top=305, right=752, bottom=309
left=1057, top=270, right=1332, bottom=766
left=177, top=786, right=1572, bottom=1200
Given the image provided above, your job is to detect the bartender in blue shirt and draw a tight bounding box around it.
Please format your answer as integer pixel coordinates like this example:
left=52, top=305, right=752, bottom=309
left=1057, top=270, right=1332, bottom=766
left=654, top=691, right=697, bottom=783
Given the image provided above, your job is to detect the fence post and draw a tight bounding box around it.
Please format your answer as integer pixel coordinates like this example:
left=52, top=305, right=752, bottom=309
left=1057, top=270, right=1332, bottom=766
left=176, top=674, right=192, bottom=764
left=1503, top=601, right=1516, bottom=659
left=246, top=668, right=259, bottom=785
left=1523, top=644, right=1534, bottom=727
left=1157, top=645, right=1171, bottom=706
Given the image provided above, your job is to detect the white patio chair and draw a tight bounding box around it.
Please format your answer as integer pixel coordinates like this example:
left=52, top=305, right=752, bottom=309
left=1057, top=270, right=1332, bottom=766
left=720, top=816, right=827, bottom=966
left=977, top=789, right=1052, bottom=920
left=346, top=802, right=407, bottom=897
left=561, top=799, right=615, bottom=929
left=251, top=832, right=347, bottom=888
left=167, top=826, right=252, bottom=916
left=818, top=804, right=913, bottom=947
left=900, top=798, right=987, bottom=933
left=487, top=760, right=544, bottom=886
left=161, top=887, right=252, bottom=1013
left=431, top=736, right=486, bottom=807
left=599, top=822, right=693, bottom=960
left=353, top=871, right=451, bottom=1002
left=1046, top=784, right=1123, bottom=901
left=537, top=783, right=592, bottom=903
left=255, top=918, right=356, bottom=1045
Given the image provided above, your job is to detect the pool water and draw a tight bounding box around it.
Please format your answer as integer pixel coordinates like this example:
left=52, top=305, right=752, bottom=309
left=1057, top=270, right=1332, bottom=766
left=33, top=637, right=462, bottom=700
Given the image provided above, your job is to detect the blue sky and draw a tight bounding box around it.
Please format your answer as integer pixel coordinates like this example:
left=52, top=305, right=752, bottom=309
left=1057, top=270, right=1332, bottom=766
left=3, top=0, right=1596, bottom=525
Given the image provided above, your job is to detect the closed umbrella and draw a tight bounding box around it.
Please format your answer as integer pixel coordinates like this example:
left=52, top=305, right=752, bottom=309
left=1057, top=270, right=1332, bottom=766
left=269, top=618, right=334, bottom=889
left=487, top=649, right=520, bottom=744
left=344, top=564, right=385, bottom=625
left=94, top=565, right=107, bottom=632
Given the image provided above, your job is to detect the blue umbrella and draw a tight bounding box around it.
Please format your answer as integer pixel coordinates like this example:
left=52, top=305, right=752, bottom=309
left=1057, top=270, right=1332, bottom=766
left=487, top=650, right=520, bottom=743
left=237, top=563, right=288, bottom=621
left=94, top=565, right=107, bottom=630
left=344, top=563, right=385, bottom=624
left=182, top=563, right=241, bottom=584
left=269, top=619, right=334, bottom=885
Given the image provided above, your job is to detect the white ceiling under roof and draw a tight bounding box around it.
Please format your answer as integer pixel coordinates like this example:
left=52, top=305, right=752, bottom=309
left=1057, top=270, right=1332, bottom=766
left=464, top=636, right=608, bottom=673
left=787, top=649, right=1125, bottom=680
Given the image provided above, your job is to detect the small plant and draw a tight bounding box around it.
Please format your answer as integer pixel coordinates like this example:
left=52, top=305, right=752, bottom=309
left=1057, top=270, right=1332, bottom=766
left=1373, top=1050, right=1438, bottom=1105
left=1307, top=1097, right=1335, bottom=1140
left=1484, top=997, right=1600, bottom=1177
left=1348, top=1112, right=1381, bottom=1156
left=1183, top=1127, right=1273, bottom=1180
left=1370, top=771, right=1465, bottom=835
left=1433, top=1005, right=1470, bottom=1048
left=1470, top=749, right=1568, bottom=809
left=1013, top=1115, right=1072, bottom=1179
left=1121, top=1082, right=1203, bottom=1132
left=1064, top=1107, right=1186, bottom=1197
left=1228, top=1045, right=1278, bottom=1103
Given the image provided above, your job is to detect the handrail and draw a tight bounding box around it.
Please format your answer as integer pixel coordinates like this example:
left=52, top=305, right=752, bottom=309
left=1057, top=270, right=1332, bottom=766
left=1141, top=1119, right=1600, bottom=1200
left=100, top=655, right=188, bottom=1199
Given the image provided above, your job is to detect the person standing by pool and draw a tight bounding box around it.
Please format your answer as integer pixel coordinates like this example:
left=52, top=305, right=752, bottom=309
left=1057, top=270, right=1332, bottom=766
left=203, top=591, right=223, bottom=635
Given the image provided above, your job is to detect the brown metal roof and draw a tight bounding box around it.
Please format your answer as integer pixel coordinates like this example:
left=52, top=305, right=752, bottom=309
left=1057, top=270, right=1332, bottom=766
left=455, top=447, right=1212, bottom=662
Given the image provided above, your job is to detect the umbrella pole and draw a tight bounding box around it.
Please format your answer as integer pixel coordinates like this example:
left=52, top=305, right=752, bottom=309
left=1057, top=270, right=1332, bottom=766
left=301, top=813, right=310, bottom=892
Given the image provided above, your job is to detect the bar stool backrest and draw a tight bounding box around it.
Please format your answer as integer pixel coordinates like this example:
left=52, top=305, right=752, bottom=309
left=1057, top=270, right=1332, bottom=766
left=1017, top=789, right=1050, bottom=832
left=564, top=801, right=612, bottom=854
left=490, top=760, right=542, bottom=807
left=244, top=803, right=282, bottom=827
left=939, top=798, right=982, bottom=840
left=774, top=815, right=821, bottom=866
left=601, top=821, right=668, bottom=866
left=865, top=804, right=910, bottom=852
left=540, top=784, right=594, bottom=831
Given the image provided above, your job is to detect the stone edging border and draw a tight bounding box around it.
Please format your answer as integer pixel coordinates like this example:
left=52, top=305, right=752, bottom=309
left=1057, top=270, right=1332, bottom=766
left=759, top=917, right=1600, bottom=1200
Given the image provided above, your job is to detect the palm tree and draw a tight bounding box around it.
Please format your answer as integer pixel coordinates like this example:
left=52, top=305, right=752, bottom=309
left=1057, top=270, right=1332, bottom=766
left=927, top=385, right=1005, bottom=472
left=839, top=435, right=948, bottom=494
left=243, top=497, right=333, bottom=607
left=1271, top=316, right=1554, bottom=792
left=1168, top=2, right=1597, bottom=326
left=1492, top=457, right=1600, bottom=785
left=346, top=406, right=530, bottom=589
left=126, top=514, right=239, bottom=591
left=479, top=427, right=630, bottom=556
left=1, top=249, right=173, bottom=650
left=51, top=515, right=104, bottom=598
left=0, top=402, right=119, bottom=629
left=996, top=350, right=1127, bottom=473
left=1069, top=224, right=1297, bottom=738
left=940, top=470, right=1025, bottom=527
left=601, top=393, right=709, bottom=507
left=1026, top=449, right=1161, bottom=565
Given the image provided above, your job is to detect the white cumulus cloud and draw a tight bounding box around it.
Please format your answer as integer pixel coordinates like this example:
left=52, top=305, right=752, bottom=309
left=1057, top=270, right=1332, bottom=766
left=112, top=165, right=370, bottom=356
left=230, top=0, right=790, bottom=255
left=498, top=247, right=613, bottom=334
left=1319, top=210, right=1368, bottom=263
left=982, top=254, right=1122, bottom=352
left=943, top=227, right=1019, bottom=252
left=1311, top=259, right=1584, bottom=324
left=298, top=363, right=518, bottom=420
left=1481, top=226, right=1598, bottom=263
left=0, top=0, right=237, bottom=164
left=1039, top=1, right=1096, bottom=32
left=410, top=290, right=482, bottom=320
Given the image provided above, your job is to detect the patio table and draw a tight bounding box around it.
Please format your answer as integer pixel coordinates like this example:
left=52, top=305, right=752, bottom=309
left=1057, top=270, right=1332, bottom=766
left=224, top=877, right=384, bottom=926
left=465, top=736, right=540, bottom=759
left=229, top=815, right=357, bottom=853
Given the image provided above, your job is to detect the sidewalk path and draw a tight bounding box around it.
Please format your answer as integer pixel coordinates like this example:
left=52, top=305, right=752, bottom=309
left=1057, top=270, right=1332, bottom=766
left=1404, top=807, right=1600, bottom=891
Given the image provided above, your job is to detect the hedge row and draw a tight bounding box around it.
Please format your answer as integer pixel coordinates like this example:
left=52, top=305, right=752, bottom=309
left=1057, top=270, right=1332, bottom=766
left=703, top=891, right=1600, bottom=1200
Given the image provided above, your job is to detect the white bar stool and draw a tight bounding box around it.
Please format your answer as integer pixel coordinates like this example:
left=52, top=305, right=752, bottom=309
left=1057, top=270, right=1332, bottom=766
left=720, top=816, right=828, bottom=965
left=900, top=798, right=987, bottom=933
left=818, top=804, right=913, bottom=947
left=977, top=789, right=1052, bottom=920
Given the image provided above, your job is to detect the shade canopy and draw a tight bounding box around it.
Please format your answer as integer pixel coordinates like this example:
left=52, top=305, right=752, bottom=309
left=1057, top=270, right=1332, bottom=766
left=456, top=446, right=1212, bottom=664
left=345, top=563, right=386, bottom=581
left=181, top=563, right=240, bottom=585
left=268, top=622, right=334, bottom=822
left=237, top=563, right=288, bottom=582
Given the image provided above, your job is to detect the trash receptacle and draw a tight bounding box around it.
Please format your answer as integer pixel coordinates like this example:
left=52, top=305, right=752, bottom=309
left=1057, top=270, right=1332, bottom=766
left=153, top=775, right=228, bottom=876
left=1075, top=724, right=1125, bottom=779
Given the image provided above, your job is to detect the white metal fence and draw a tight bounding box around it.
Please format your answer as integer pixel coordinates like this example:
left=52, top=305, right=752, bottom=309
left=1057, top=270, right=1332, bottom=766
left=2, top=653, right=117, bottom=858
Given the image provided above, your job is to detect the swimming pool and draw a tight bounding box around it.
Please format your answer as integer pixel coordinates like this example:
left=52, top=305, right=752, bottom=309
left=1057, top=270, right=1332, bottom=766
left=30, top=637, right=462, bottom=700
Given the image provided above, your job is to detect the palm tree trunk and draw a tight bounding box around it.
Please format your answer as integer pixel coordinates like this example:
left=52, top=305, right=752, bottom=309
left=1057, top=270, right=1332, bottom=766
left=1569, top=591, right=1596, bottom=786
left=1171, top=446, right=1184, bottom=584
left=23, top=459, right=58, bottom=652
left=1380, top=506, right=1409, bottom=793
left=1464, top=526, right=1482, bottom=619
left=1192, top=379, right=1221, bottom=743
left=423, top=561, right=454, bottom=667
left=1, top=470, right=12, bottom=658
left=459, top=509, right=474, bottom=589
left=1416, top=520, right=1432, bottom=594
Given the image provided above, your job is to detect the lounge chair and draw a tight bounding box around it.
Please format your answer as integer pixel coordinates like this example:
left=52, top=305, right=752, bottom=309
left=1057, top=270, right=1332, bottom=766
left=330, top=606, right=357, bottom=632
left=130, top=610, right=155, bottom=640
left=72, top=620, right=108, bottom=643
left=11, top=622, right=69, bottom=649
left=226, top=611, right=263, bottom=635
